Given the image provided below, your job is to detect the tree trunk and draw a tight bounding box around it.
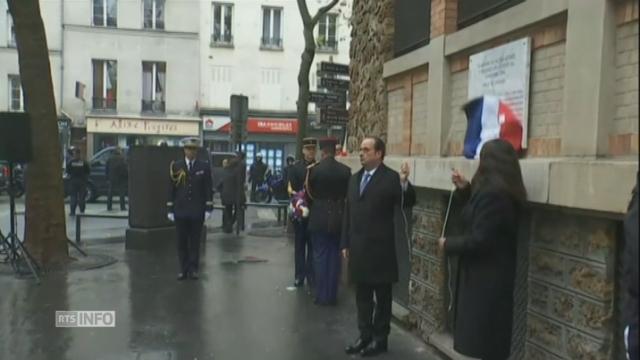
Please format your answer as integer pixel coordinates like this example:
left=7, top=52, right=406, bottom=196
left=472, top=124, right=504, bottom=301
left=8, top=0, right=69, bottom=267
left=296, top=0, right=340, bottom=159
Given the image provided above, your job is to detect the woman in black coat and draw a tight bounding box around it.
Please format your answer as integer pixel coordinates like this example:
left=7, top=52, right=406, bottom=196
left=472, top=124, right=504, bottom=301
left=438, top=139, right=527, bottom=360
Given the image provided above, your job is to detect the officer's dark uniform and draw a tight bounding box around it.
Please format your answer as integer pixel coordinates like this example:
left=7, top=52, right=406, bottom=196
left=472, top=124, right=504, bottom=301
left=287, top=137, right=317, bottom=286
left=66, top=155, right=90, bottom=215
left=167, top=146, right=213, bottom=279
left=306, top=137, right=351, bottom=305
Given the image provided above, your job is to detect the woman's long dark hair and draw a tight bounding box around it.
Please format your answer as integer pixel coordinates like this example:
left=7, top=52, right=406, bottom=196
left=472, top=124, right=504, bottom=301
left=471, top=139, right=527, bottom=207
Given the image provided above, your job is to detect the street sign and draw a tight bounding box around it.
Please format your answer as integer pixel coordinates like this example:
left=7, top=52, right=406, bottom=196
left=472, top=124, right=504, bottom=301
left=319, top=107, right=349, bottom=125
left=309, top=91, right=346, bottom=107
left=230, top=94, right=249, bottom=144
left=320, top=77, right=350, bottom=92
left=320, top=62, right=349, bottom=75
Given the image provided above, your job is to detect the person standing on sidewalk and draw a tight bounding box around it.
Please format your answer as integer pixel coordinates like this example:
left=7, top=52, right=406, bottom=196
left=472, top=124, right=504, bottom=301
left=249, top=154, right=268, bottom=202
left=342, top=137, right=416, bottom=357
left=287, top=137, right=317, bottom=288
left=66, top=147, right=90, bottom=216
left=438, top=139, right=526, bottom=360
left=106, top=147, right=128, bottom=211
left=306, top=137, right=351, bottom=305
left=623, top=173, right=638, bottom=360
left=219, top=152, right=246, bottom=233
left=167, top=138, right=213, bottom=280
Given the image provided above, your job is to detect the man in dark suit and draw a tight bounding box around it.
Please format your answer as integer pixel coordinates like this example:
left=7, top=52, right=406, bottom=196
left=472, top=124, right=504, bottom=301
left=342, top=136, right=416, bottom=357
left=249, top=154, right=268, bottom=201
left=218, top=152, right=247, bottom=233
left=106, top=147, right=128, bottom=211
left=287, top=137, right=317, bottom=287
left=167, top=138, right=213, bottom=280
left=306, top=137, right=351, bottom=305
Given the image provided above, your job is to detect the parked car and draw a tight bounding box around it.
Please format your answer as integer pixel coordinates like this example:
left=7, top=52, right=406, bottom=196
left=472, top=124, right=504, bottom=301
left=64, top=146, right=129, bottom=203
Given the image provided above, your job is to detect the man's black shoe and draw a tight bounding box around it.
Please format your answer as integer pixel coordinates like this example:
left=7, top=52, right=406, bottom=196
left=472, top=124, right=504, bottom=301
left=177, top=273, right=187, bottom=280
left=360, top=339, right=388, bottom=357
left=345, top=338, right=371, bottom=355
left=190, top=272, right=199, bottom=280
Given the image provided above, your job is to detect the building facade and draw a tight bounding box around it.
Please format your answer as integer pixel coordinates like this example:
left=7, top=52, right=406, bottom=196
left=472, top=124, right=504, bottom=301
left=345, top=0, right=639, bottom=359
left=62, top=0, right=201, bottom=154
left=198, top=0, right=352, bottom=172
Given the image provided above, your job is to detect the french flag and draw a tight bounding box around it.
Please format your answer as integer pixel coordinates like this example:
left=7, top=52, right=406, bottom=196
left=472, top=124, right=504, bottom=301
left=462, top=95, right=523, bottom=159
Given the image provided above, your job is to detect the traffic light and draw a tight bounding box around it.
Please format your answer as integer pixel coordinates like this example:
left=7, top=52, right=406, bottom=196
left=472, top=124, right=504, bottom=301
left=230, top=94, right=248, bottom=145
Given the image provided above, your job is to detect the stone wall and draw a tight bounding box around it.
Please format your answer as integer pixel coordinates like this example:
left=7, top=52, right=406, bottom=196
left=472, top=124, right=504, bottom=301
left=611, top=17, right=639, bottom=155
left=348, top=0, right=394, bottom=152
left=444, top=69, right=468, bottom=156
left=411, top=81, right=429, bottom=155
left=526, top=209, right=619, bottom=360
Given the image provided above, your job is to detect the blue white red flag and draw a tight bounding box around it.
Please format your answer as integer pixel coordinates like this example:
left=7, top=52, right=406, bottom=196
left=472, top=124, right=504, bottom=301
left=462, top=95, right=523, bottom=159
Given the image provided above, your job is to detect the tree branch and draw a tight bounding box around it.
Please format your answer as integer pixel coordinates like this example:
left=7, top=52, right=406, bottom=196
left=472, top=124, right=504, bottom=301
left=312, top=0, right=340, bottom=25
left=297, top=0, right=313, bottom=26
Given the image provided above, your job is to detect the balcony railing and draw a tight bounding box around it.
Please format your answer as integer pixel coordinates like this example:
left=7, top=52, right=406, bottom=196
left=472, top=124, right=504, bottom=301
left=261, top=37, right=283, bottom=49
left=211, top=33, right=234, bottom=47
left=92, top=97, right=117, bottom=110
left=142, top=99, right=166, bottom=113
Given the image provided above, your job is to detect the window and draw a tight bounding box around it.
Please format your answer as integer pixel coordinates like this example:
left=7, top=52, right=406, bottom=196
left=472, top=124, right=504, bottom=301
left=394, top=0, right=430, bottom=57
left=212, top=3, right=233, bottom=46
left=92, top=60, right=117, bottom=110
left=7, top=11, right=16, bottom=47
left=8, top=75, right=23, bottom=111
left=143, top=0, right=165, bottom=30
left=458, top=0, right=525, bottom=28
left=261, top=7, right=282, bottom=49
left=317, top=14, right=338, bottom=52
left=142, top=62, right=166, bottom=113
left=93, top=0, right=117, bottom=27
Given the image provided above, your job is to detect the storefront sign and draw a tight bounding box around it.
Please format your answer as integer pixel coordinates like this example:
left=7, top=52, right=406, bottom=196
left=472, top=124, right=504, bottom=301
left=468, top=37, right=531, bottom=147
left=206, top=118, right=298, bottom=135
left=87, top=118, right=199, bottom=136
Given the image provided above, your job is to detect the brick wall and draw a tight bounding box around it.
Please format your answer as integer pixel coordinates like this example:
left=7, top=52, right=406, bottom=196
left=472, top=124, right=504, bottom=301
left=527, top=209, right=618, bottom=360
left=412, top=81, right=429, bottom=155
left=528, top=42, right=566, bottom=157
left=611, top=19, right=639, bottom=156
left=387, top=88, right=405, bottom=154
left=444, top=69, right=468, bottom=156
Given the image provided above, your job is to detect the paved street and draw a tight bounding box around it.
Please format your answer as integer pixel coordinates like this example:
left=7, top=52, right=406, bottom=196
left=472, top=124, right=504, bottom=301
left=0, top=201, right=432, bottom=360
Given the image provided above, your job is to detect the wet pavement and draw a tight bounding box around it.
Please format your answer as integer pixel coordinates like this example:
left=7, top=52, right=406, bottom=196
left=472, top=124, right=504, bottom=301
left=0, top=206, right=432, bottom=360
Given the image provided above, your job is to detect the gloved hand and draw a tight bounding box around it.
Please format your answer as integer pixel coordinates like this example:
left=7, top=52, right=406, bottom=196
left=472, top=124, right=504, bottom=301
left=167, top=213, right=175, bottom=222
left=204, top=211, right=212, bottom=221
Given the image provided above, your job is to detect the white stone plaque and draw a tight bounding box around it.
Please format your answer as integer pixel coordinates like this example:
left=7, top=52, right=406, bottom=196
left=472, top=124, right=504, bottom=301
left=468, top=37, right=532, bottom=148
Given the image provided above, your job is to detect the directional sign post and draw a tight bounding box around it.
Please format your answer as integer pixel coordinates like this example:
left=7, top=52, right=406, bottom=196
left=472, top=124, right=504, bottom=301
left=320, top=62, right=349, bottom=75
left=320, top=78, right=350, bottom=92
left=309, top=91, right=346, bottom=107
left=319, top=107, right=349, bottom=125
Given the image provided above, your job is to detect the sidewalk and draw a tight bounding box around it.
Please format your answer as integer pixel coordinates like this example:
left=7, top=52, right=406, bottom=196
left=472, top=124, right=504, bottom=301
left=0, top=205, right=436, bottom=360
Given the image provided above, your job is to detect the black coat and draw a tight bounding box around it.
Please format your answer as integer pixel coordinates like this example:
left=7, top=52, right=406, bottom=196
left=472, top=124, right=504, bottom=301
left=341, top=164, right=416, bottom=284
left=444, top=187, right=519, bottom=359
left=167, top=159, right=213, bottom=219
left=307, top=157, right=351, bottom=235
left=287, top=159, right=313, bottom=194
left=106, top=153, right=127, bottom=184
left=623, top=181, right=638, bottom=357
left=249, top=161, right=268, bottom=183
left=219, top=159, right=246, bottom=206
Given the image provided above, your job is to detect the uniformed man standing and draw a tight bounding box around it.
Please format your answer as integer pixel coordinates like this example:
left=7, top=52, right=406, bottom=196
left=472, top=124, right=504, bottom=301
left=167, top=138, right=213, bottom=280
left=306, top=137, right=351, bottom=305
left=66, top=147, right=90, bottom=216
left=287, top=137, right=317, bottom=287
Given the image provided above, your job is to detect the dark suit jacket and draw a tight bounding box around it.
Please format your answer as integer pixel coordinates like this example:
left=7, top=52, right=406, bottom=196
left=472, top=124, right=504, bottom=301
left=287, top=159, right=313, bottom=193
left=341, top=163, right=416, bottom=284
left=624, top=181, right=638, bottom=357
left=167, top=159, right=213, bottom=219
left=307, top=157, right=351, bottom=235
left=444, top=187, right=519, bottom=359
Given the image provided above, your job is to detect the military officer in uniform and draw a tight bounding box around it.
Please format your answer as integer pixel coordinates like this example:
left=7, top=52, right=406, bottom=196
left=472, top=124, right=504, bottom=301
left=306, top=137, right=351, bottom=305
left=167, top=138, right=214, bottom=280
left=287, top=137, right=317, bottom=287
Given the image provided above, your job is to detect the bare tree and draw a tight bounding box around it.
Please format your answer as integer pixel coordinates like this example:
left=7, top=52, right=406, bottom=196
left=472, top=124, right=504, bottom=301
left=8, top=0, right=69, bottom=267
left=295, top=0, right=340, bottom=158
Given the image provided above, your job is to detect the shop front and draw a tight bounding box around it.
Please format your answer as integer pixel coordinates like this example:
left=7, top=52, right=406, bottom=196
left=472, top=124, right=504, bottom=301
left=203, top=116, right=299, bottom=174
left=86, top=116, right=201, bottom=155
